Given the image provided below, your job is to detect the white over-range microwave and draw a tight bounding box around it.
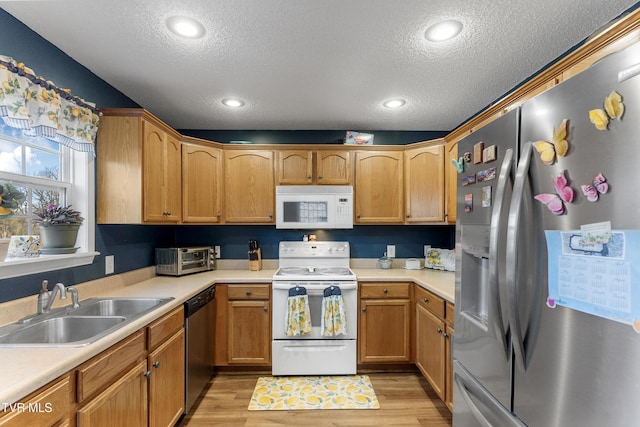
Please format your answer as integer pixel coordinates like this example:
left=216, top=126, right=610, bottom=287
left=275, top=185, right=353, bottom=229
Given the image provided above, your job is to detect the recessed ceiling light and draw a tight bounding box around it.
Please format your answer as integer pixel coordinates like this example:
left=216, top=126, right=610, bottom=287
left=383, top=99, right=406, bottom=108
left=166, top=16, right=205, bottom=39
left=425, top=20, right=463, bottom=42
left=222, top=98, right=245, bottom=107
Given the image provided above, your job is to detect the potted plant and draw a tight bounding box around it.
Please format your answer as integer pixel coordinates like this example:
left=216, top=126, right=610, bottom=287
left=34, top=204, right=84, bottom=253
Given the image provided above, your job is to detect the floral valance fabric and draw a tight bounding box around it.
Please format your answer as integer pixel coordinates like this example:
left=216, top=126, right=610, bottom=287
left=0, top=55, right=99, bottom=154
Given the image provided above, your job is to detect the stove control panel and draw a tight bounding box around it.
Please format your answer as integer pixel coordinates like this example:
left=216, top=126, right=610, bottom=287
left=278, top=241, right=350, bottom=258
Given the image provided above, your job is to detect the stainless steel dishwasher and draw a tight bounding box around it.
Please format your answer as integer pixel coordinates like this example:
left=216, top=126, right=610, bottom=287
left=184, top=284, right=215, bottom=414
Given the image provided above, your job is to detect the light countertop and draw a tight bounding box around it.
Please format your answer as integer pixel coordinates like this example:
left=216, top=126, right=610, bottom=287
left=0, top=265, right=453, bottom=404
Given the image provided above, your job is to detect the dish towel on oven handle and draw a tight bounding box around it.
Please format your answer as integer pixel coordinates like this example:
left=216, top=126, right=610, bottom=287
left=321, top=285, right=347, bottom=336
left=285, top=286, right=312, bottom=336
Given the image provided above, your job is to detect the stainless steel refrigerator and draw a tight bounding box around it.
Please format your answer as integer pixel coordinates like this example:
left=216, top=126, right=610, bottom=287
left=453, top=39, right=640, bottom=426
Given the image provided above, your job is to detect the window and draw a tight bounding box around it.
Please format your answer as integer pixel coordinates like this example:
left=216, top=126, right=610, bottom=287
left=0, top=123, right=97, bottom=279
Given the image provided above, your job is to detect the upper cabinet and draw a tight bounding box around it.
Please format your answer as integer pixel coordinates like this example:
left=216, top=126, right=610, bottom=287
left=182, top=142, right=223, bottom=223
left=97, top=109, right=182, bottom=224
left=224, top=149, right=275, bottom=223
left=276, top=149, right=352, bottom=185
left=404, top=144, right=445, bottom=223
left=354, top=150, right=404, bottom=223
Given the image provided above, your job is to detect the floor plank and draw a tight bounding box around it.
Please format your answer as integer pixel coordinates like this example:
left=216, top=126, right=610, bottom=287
left=179, top=372, right=452, bottom=426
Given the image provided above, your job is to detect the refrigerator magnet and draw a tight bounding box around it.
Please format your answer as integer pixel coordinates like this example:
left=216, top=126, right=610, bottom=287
left=483, top=145, right=497, bottom=163
left=473, top=142, right=484, bottom=164
left=477, top=167, right=496, bottom=182
left=464, top=194, right=473, bottom=212
left=481, top=186, right=492, bottom=207
left=463, top=152, right=472, bottom=163
left=462, top=174, right=476, bottom=186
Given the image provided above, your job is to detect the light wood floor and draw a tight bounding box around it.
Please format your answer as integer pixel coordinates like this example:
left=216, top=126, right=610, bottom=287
left=178, top=372, right=453, bottom=426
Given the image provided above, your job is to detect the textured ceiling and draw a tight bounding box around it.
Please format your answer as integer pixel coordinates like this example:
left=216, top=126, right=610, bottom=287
left=1, top=1, right=638, bottom=131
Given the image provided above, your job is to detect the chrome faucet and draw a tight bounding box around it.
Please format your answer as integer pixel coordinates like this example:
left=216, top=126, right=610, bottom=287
left=38, top=281, right=68, bottom=314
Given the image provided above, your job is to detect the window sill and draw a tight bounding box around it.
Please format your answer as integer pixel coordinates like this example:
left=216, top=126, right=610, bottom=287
left=0, top=252, right=100, bottom=280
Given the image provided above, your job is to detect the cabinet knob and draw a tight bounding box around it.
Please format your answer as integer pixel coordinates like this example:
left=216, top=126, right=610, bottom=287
left=144, top=371, right=152, bottom=378
left=217, top=213, right=221, bottom=218
left=263, top=306, right=268, bottom=313
left=269, top=213, right=273, bottom=219
left=245, top=290, right=251, bottom=296
left=153, top=361, right=160, bottom=368
left=356, top=214, right=361, bottom=219
left=437, top=327, right=443, bottom=334
left=362, top=307, right=366, bottom=312
left=406, top=214, right=410, bottom=218
left=424, top=298, right=429, bottom=303
left=443, top=333, right=449, bottom=339
left=383, top=289, right=388, bottom=294
left=318, top=175, right=323, bottom=180
left=307, top=174, right=312, bottom=179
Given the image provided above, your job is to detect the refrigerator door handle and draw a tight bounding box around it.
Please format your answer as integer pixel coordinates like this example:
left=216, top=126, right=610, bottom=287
left=488, top=147, right=513, bottom=357
left=454, top=360, right=527, bottom=427
left=506, top=142, right=533, bottom=370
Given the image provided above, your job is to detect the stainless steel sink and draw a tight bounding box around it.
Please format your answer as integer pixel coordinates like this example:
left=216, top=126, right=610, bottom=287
left=68, top=298, right=171, bottom=317
left=0, top=296, right=174, bottom=347
left=0, top=316, right=126, bottom=346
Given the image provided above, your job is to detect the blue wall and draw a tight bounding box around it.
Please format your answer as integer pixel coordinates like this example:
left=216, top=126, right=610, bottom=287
left=0, top=8, right=454, bottom=304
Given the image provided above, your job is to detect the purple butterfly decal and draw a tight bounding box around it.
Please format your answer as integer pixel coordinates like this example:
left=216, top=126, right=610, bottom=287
left=534, top=170, right=576, bottom=215
left=581, top=173, right=608, bottom=202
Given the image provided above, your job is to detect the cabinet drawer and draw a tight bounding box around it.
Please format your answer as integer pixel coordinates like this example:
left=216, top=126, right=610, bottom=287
left=360, top=282, right=410, bottom=299
left=77, top=330, right=145, bottom=403
left=148, top=306, right=184, bottom=350
left=227, top=284, right=270, bottom=300
left=0, top=375, right=70, bottom=427
left=445, top=301, right=455, bottom=326
left=415, top=285, right=445, bottom=319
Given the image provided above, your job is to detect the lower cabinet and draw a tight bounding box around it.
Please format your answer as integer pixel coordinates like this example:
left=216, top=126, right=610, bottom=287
left=358, top=282, right=412, bottom=364
left=214, top=284, right=271, bottom=366
left=0, top=375, right=71, bottom=427
left=76, top=306, right=185, bottom=427
left=414, top=285, right=453, bottom=406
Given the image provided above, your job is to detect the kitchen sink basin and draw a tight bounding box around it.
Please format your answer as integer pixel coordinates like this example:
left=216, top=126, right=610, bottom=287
left=0, top=296, right=174, bottom=347
left=68, top=297, right=171, bottom=318
left=0, top=316, right=126, bottom=346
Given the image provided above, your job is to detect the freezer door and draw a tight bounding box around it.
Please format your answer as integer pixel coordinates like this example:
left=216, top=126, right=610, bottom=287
left=512, top=40, right=640, bottom=426
left=454, top=109, right=519, bottom=410
left=453, top=360, right=526, bottom=427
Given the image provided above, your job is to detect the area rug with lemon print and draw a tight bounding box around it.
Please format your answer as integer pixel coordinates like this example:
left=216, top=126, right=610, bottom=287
left=248, top=375, right=380, bottom=410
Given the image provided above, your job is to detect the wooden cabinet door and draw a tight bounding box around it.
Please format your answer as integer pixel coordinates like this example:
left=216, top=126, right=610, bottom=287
left=142, top=120, right=181, bottom=223
left=276, top=150, right=313, bottom=184
left=445, top=141, right=458, bottom=224
left=317, top=150, right=352, bottom=184
left=358, top=298, right=411, bottom=363
left=444, top=324, right=454, bottom=411
left=182, top=143, right=222, bottom=222
left=224, top=150, right=275, bottom=223
left=354, top=151, right=404, bottom=223
left=77, top=360, right=148, bottom=427
left=415, top=303, right=446, bottom=400
left=404, top=145, right=445, bottom=222
left=148, top=329, right=185, bottom=427
left=227, top=300, right=271, bottom=364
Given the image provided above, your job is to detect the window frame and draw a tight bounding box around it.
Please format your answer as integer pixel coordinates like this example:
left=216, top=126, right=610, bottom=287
left=1, top=138, right=98, bottom=279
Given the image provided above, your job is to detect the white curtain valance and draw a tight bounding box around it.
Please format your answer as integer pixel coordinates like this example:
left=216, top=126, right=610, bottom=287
left=0, top=55, right=99, bottom=154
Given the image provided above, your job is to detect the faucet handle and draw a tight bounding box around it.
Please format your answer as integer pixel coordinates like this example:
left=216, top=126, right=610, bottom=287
left=40, top=280, right=49, bottom=293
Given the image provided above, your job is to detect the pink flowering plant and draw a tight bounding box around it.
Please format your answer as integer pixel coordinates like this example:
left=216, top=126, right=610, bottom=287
left=34, top=204, right=84, bottom=226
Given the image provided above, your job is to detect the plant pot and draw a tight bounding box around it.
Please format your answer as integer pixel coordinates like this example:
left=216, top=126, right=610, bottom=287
left=39, top=224, right=80, bottom=253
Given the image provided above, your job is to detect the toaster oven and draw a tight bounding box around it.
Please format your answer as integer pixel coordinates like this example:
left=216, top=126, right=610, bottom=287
left=155, top=246, right=215, bottom=276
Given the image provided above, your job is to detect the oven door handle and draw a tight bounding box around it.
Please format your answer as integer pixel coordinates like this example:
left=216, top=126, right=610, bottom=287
left=272, top=282, right=357, bottom=291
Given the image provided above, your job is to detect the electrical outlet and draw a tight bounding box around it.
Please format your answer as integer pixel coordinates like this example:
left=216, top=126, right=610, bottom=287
left=386, top=245, right=396, bottom=258
left=214, top=245, right=221, bottom=258
left=424, top=245, right=431, bottom=256
left=105, top=255, right=114, bottom=275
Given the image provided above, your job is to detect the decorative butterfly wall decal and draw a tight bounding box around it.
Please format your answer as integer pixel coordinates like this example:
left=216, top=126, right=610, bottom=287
left=533, top=119, right=569, bottom=165
left=534, top=170, right=576, bottom=215
left=581, top=173, right=608, bottom=202
left=451, top=157, right=464, bottom=173
left=589, top=91, right=624, bottom=131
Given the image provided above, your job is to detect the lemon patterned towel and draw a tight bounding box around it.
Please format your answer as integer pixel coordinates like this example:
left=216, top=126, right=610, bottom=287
left=321, top=286, right=347, bottom=336
left=285, top=286, right=312, bottom=336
